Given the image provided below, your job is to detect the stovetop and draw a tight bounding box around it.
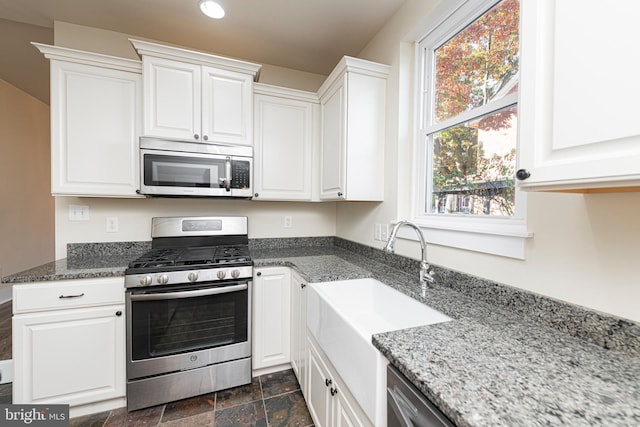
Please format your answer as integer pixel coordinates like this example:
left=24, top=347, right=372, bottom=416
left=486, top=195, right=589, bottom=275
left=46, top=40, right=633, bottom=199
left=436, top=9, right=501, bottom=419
left=124, top=216, right=253, bottom=288
left=126, top=245, right=251, bottom=272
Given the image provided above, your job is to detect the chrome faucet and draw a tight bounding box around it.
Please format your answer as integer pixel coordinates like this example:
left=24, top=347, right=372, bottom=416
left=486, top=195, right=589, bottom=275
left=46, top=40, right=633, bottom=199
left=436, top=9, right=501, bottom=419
left=384, top=220, right=434, bottom=296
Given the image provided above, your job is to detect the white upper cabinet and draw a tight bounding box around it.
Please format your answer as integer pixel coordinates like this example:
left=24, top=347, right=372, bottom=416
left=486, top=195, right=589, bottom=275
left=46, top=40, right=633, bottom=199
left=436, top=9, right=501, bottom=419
left=131, top=39, right=261, bottom=146
left=34, top=44, right=142, bottom=197
left=253, top=84, right=319, bottom=201
left=517, top=0, right=640, bottom=192
left=317, top=57, right=389, bottom=201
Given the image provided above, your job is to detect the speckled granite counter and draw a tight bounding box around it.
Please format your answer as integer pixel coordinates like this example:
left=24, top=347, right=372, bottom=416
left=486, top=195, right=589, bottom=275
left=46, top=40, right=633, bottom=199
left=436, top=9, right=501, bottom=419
left=3, top=238, right=639, bottom=426
left=1, top=242, right=150, bottom=284
left=251, top=239, right=640, bottom=427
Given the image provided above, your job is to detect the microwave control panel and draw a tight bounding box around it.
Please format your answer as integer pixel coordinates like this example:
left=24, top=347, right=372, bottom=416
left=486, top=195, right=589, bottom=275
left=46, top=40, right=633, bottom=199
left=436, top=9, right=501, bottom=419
left=232, top=162, right=251, bottom=189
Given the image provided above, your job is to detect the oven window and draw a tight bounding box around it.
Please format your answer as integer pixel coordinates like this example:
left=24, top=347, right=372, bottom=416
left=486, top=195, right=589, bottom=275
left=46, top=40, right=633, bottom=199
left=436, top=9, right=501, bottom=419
left=130, top=285, right=248, bottom=360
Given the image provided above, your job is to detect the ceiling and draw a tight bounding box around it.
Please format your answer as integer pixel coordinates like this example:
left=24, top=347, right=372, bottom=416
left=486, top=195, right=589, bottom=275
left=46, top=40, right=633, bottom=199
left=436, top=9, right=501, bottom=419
left=0, top=0, right=406, bottom=104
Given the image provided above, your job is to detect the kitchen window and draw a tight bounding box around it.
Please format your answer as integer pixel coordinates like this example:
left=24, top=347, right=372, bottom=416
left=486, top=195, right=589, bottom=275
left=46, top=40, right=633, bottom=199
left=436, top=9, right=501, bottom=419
left=411, top=0, right=531, bottom=258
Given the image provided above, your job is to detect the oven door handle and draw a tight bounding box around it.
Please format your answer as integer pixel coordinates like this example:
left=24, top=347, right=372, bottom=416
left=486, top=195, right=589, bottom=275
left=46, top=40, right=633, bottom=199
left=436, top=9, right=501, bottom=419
left=129, top=283, right=247, bottom=301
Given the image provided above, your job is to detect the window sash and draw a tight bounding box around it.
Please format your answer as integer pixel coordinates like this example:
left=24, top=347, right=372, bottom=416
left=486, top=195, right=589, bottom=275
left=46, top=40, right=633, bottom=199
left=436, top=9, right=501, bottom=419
left=412, top=0, right=528, bottom=247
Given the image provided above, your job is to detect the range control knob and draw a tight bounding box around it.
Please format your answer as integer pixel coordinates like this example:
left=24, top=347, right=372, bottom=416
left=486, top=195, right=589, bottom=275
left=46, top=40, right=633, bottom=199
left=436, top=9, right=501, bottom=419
left=139, top=275, right=152, bottom=286
left=217, top=270, right=226, bottom=280
left=187, top=272, right=199, bottom=282
left=157, top=274, right=169, bottom=285
left=231, top=269, right=240, bottom=279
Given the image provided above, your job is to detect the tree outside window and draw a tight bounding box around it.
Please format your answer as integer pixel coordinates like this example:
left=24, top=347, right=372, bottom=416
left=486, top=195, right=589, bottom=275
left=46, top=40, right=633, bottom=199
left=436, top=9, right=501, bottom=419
left=424, top=0, right=519, bottom=217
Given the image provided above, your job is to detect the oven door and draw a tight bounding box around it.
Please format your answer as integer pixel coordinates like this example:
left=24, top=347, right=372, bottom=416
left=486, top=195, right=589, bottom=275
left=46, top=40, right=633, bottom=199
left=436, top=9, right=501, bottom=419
left=126, top=280, right=252, bottom=380
left=139, top=148, right=252, bottom=197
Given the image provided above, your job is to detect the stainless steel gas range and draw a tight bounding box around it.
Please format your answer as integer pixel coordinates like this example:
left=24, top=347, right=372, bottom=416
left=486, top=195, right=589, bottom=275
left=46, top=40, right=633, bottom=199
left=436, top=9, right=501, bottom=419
left=124, top=216, right=252, bottom=411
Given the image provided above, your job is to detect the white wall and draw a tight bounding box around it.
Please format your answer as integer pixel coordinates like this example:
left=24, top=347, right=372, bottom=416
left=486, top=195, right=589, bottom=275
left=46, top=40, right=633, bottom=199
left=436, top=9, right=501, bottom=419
left=337, top=0, right=640, bottom=323
left=53, top=22, right=327, bottom=92
left=54, top=197, right=336, bottom=258
left=49, top=9, right=640, bottom=323
left=0, top=79, right=54, bottom=284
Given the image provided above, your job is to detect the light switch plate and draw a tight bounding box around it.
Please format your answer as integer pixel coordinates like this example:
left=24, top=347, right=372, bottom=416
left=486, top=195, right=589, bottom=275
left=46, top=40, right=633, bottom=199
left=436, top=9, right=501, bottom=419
left=69, top=205, right=90, bottom=221
left=106, top=217, right=119, bottom=233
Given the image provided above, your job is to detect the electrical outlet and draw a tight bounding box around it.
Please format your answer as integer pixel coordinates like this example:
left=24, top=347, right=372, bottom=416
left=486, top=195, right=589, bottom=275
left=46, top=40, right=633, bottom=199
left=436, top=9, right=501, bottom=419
left=374, top=223, right=382, bottom=240
left=380, top=223, right=389, bottom=241
left=69, top=205, right=90, bottom=221
left=284, top=216, right=293, bottom=228
left=106, top=217, right=119, bottom=233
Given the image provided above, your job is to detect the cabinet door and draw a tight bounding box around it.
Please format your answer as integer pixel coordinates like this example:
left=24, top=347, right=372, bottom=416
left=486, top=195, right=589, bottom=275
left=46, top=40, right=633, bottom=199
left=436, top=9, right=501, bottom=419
left=333, top=390, right=363, bottom=427
left=518, top=0, right=640, bottom=191
left=307, top=339, right=332, bottom=427
left=290, top=271, right=308, bottom=394
left=320, top=79, right=347, bottom=200
left=254, top=93, right=315, bottom=200
left=201, top=66, right=253, bottom=146
left=143, top=56, right=201, bottom=141
left=252, top=267, right=291, bottom=370
left=13, top=305, right=125, bottom=407
left=51, top=61, right=141, bottom=197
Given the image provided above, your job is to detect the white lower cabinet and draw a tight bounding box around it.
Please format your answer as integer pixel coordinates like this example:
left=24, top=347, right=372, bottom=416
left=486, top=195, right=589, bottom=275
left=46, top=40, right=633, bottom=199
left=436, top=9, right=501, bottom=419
left=252, top=267, right=292, bottom=372
left=12, top=278, right=126, bottom=417
left=307, top=336, right=372, bottom=427
left=290, top=270, right=308, bottom=393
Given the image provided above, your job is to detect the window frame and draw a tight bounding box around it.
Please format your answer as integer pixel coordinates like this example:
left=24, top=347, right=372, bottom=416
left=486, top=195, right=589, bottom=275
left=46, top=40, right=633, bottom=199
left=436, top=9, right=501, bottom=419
left=408, top=0, right=531, bottom=259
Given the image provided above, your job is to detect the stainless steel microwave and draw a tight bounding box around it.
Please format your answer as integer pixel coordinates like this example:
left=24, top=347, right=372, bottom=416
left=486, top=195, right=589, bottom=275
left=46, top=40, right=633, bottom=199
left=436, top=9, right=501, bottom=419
left=138, top=137, right=252, bottom=197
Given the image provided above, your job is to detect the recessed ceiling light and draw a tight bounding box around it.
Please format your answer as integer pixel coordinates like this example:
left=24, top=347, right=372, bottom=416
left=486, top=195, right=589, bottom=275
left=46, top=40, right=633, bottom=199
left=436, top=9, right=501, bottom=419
left=199, top=0, right=225, bottom=19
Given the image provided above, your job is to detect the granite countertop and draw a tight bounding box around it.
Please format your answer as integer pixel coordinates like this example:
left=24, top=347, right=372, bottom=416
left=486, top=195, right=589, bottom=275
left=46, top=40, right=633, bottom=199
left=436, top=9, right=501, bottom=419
left=0, top=255, right=132, bottom=283
left=251, top=245, right=640, bottom=427
left=3, top=240, right=639, bottom=426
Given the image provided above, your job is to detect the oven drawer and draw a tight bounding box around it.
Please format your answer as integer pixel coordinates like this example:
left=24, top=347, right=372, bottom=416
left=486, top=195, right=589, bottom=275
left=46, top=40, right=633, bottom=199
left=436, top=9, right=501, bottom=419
left=13, top=277, right=125, bottom=314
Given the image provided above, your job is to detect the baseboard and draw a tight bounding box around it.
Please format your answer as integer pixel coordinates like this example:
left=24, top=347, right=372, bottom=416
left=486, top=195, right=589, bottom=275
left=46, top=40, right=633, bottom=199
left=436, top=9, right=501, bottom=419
left=0, top=360, right=13, bottom=384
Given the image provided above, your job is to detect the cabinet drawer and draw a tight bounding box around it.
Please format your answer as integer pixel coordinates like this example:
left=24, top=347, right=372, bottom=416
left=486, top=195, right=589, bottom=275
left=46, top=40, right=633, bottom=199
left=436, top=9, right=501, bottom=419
left=13, top=277, right=125, bottom=314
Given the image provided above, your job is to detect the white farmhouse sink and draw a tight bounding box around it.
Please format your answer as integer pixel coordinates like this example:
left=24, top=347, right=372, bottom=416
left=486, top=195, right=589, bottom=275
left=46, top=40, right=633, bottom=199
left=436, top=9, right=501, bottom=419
left=307, top=278, right=451, bottom=426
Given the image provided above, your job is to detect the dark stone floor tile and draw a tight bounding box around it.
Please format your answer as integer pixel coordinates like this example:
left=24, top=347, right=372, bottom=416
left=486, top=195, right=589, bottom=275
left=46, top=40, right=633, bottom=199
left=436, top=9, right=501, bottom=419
left=264, top=390, right=313, bottom=427
left=215, top=377, right=262, bottom=410
left=214, top=400, right=267, bottom=427
left=260, top=369, right=300, bottom=398
left=105, top=405, right=164, bottom=427
left=161, top=393, right=215, bottom=422
left=0, top=383, right=11, bottom=404
left=160, top=411, right=214, bottom=426
left=70, top=410, right=110, bottom=427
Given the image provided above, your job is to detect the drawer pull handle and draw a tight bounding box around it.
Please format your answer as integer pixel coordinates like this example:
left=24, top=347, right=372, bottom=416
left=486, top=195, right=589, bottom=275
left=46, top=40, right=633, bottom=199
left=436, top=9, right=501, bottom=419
left=59, top=293, right=85, bottom=299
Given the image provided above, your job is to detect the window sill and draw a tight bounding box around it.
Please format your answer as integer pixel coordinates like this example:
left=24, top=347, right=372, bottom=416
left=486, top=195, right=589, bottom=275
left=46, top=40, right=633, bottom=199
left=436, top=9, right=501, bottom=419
left=397, top=216, right=533, bottom=259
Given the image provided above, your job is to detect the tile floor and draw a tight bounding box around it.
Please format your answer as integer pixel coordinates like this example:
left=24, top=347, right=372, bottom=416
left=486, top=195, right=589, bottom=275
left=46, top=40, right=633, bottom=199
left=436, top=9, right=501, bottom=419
left=69, top=369, right=313, bottom=427
left=70, top=369, right=312, bottom=427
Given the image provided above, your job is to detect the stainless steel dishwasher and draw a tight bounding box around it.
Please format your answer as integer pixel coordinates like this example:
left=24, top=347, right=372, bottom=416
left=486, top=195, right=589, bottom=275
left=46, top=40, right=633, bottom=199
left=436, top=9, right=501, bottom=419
left=387, top=365, right=455, bottom=427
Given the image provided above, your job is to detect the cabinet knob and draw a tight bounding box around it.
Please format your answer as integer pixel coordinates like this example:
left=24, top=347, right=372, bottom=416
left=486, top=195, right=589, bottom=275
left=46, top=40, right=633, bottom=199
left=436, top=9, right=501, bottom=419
left=115, top=311, right=122, bottom=317
left=516, top=169, right=531, bottom=180
left=330, top=387, right=338, bottom=396
left=256, top=272, right=262, bottom=276
left=337, top=192, right=343, bottom=197
left=203, top=135, right=209, bottom=141
left=325, top=378, right=332, bottom=387
left=301, top=283, right=306, bottom=289
left=194, top=134, right=200, bottom=140
left=254, top=193, right=259, bottom=198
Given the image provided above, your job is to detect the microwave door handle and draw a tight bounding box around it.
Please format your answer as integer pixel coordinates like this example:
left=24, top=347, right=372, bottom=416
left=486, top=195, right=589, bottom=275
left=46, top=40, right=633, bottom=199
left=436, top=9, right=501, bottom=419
left=217, top=157, right=232, bottom=191
left=224, top=156, right=232, bottom=191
